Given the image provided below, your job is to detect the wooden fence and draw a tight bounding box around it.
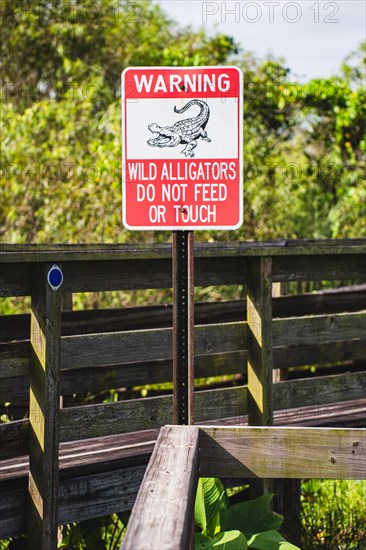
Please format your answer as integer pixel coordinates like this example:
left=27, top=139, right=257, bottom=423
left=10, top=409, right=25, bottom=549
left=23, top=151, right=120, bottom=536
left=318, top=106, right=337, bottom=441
left=0, top=239, right=365, bottom=548
left=121, top=424, right=366, bottom=550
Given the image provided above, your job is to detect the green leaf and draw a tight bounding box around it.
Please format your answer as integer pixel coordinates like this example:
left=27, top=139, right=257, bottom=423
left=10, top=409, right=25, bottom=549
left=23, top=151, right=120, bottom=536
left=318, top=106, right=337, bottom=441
left=195, top=533, right=214, bottom=549
left=247, top=530, right=301, bottom=549
left=195, top=478, right=228, bottom=537
left=220, top=494, right=283, bottom=537
left=278, top=96, right=286, bottom=110
left=213, top=530, right=248, bottom=549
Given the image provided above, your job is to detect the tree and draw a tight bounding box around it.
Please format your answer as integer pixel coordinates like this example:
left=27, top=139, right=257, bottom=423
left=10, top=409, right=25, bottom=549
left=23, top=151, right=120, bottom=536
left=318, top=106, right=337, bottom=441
left=0, top=1, right=364, bottom=244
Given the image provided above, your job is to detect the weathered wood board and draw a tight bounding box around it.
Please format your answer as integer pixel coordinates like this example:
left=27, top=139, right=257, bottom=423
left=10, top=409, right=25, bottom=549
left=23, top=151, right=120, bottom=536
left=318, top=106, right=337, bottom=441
left=199, top=426, right=366, bottom=479
left=121, top=425, right=199, bottom=550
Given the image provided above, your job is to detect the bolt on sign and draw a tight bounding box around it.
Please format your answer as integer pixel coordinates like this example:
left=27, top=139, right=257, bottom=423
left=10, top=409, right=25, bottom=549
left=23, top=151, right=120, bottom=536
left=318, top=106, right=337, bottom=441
left=122, top=66, right=243, bottom=230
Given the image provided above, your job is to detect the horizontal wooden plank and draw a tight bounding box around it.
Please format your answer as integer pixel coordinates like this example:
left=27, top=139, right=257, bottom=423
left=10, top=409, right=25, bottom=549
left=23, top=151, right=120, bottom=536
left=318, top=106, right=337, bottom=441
left=0, top=264, right=32, bottom=296
left=0, top=257, right=247, bottom=295
left=199, top=426, right=366, bottom=479
left=0, top=476, right=27, bottom=537
left=60, top=322, right=247, bottom=370
left=1, top=241, right=365, bottom=296
left=59, top=312, right=365, bottom=369
left=59, top=372, right=366, bottom=441
left=63, top=259, right=173, bottom=293
left=274, top=339, right=366, bottom=369
left=1, top=309, right=364, bottom=376
left=0, top=463, right=147, bottom=538
left=121, top=426, right=199, bottom=550
left=273, top=399, right=366, bottom=428
left=60, top=394, right=172, bottom=442
left=0, top=420, right=29, bottom=462
left=2, top=373, right=364, bottom=461
left=2, top=397, right=365, bottom=482
left=3, top=285, right=365, bottom=341
left=59, top=464, right=146, bottom=526
left=0, top=352, right=247, bottom=404
left=2, top=337, right=365, bottom=404
left=1, top=312, right=357, bottom=376
left=273, top=311, right=366, bottom=347
left=274, top=371, right=366, bottom=409
left=1, top=239, right=365, bottom=263
left=59, top=385, right=248, bottom=442
left=273, top=254, right=366, bottom=281
left=0, top=322, right=246, bottom=379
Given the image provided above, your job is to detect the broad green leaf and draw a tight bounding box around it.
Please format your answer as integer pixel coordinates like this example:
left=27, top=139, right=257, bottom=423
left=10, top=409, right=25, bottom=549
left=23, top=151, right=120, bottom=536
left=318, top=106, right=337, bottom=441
left=247, top=530, right=301, bottom=549
left=207, top=509, right=222, bottom=538
left=195, top=478, right=228, bottom=537
left=195, top=533, right=214, bottom=549
left=212, top=530, right=248, bottom=549
left=220, top=494, right=283, bottom=537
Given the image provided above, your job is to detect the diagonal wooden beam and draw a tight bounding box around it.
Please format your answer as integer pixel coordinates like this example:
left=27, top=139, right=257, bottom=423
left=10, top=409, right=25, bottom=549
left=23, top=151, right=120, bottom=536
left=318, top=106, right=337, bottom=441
left=121, top=425, right=199, bottom=550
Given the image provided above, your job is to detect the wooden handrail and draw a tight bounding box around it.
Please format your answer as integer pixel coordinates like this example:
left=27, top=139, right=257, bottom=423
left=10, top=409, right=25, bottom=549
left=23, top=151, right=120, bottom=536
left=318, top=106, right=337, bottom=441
left=121, top=425, right=199, bottom=550
left=120, top=425, right=366, bottom=549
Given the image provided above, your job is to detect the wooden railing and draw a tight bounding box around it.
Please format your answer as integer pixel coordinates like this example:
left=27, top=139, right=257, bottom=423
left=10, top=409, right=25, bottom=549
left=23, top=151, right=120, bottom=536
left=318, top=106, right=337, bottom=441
left=121, top=424, right=366, bottom=550
left=0, top=239, right=365, bottom=548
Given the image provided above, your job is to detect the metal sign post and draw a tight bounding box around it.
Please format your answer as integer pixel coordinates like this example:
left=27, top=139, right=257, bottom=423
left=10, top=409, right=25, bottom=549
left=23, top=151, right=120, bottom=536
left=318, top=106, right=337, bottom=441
left=122, top=66, right=243, bottom=427
left=173, top=230, right=194, bottom=425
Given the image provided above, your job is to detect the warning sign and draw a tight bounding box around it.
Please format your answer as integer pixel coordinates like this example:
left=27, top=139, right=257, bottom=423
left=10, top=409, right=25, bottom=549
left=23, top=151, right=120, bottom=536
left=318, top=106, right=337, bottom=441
left=122, top=66, right=243, bottom=230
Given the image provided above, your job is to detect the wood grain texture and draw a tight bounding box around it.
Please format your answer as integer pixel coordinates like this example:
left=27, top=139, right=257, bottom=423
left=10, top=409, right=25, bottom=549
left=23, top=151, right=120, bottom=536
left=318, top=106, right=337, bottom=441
left=2, top=336, right=365, bottom=405
left=59, top=464, right=146, bottom=526
left=272, top=254, right=365, bottom=282
left=1, top=239, right=365, bottom=263
left=1, top=241, right=365, bottom=296
left=28, top=263, right=62, bottom=549
left=1, top=401, right=365, bottom=538
left=199, top=426, right=366, bottom=479
left=273, top=311, right=366, bottom=346
left=59, top=385, right=248, bottom=442
left=3, top=285, right=364, bottom=341
left=59, top=321, right=247, bottom=370
left=0, top=464, right=147, bottom=538
left=247, top=257, right=273, bottom=426
left=2, top=374, right=364, bottom=461
left=121, top=425, right=199, bottom=550
left=274, top=371, right=366, bottom=409
left=2, top=339, right=365, bottom=404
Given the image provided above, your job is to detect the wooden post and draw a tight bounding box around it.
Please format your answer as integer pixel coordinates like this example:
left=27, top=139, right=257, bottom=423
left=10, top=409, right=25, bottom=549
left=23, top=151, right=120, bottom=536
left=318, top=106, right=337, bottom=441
left=272, top=282, right=301, bottom=544
left=275, top=479, right=301, bottom=545
left=247, top=257, right=273, bottom=425
left=247, top=257, right=273, bottom=497
left=27, top=263, right=62, bottom=549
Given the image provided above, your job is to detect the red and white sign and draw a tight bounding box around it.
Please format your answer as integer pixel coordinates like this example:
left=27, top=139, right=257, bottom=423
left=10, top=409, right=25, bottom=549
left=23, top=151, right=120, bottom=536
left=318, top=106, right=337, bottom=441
left=122, top=66, right=243, bottom=230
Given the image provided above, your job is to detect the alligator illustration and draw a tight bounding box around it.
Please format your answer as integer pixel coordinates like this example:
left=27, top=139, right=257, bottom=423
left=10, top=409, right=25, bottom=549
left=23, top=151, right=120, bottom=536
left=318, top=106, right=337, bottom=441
left=147, top=99, right=211, bottom=158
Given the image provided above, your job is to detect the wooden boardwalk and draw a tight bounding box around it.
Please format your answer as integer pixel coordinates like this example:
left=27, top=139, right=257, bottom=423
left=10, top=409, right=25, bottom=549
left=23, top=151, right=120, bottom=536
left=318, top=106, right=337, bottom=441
left=0, top=240, right=365, bottom=547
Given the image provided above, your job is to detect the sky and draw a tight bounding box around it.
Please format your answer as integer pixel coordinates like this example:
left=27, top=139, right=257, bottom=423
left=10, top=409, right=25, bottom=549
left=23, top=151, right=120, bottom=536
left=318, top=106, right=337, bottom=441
left=158, top=0, right=366, bottom=80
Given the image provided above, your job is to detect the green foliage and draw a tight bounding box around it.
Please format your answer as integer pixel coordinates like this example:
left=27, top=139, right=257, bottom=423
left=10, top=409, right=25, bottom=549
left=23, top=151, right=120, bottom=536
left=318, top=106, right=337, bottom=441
left=1, top=0, right=364, bottom=247
left=220, top=494, right=283, bottom=538
left=59, top=513, right=128, bottom=549
left=195, top=530, right=248, bottom=549
left=301, top=480, right=366, bottom=549
left=194, top=478, right=300, bottom=550
left=195, top=478, right=229, bottom=538
left=247, top=531, right=299, bottom=550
